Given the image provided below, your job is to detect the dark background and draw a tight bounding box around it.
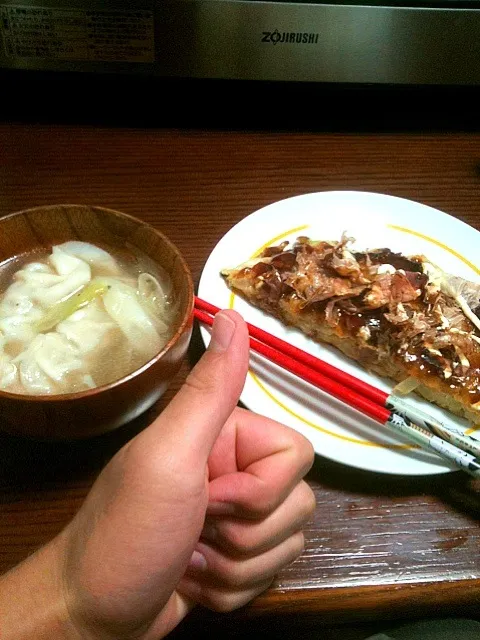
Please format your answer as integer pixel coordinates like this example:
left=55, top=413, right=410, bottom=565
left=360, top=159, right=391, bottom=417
left=2, top=68, right=480, bottom=133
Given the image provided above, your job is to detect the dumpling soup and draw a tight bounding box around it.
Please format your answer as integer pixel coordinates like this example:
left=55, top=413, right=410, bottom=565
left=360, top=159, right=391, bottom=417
left=0, top=242, right=179, bottom=395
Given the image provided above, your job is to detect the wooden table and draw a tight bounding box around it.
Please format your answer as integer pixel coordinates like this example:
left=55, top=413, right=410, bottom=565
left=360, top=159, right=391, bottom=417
left=1, top=122, right=480, bottom=639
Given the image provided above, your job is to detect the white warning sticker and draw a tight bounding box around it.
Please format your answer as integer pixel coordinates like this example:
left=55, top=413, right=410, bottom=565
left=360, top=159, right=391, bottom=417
left=0, top=5, right=154, bottom=62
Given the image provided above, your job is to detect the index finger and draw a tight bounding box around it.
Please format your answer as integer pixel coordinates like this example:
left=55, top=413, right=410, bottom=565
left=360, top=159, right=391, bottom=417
left=207, top=407, right=315, bottom=518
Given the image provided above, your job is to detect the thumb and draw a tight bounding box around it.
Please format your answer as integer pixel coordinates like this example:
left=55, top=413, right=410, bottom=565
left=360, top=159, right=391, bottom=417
left=151, top=309, right=250, bottom=462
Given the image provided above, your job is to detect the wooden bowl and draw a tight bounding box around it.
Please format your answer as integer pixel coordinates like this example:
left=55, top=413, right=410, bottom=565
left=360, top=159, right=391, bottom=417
left=0, top=205, right=194, bottom=440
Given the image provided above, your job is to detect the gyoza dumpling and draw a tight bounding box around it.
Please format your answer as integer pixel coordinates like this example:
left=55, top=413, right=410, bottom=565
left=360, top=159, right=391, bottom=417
left=0, top=314, right=39, bottom=348
left=56, top=301, right=118, bottom=354
left=15, top=341, right=58, bottom=394
left=103, top=282, right=163, bottom=358
left=37, top=246, right=91, bottom=306
left=13, top=332, right=93, bottom=395
left=55, top=241, right=121, bottom=276
left=0, top=333, right=17, bottom=389
left=5, top=248, right=91, bottom=310
left=0, top=359, right=17, bottom=389
left=0, top=271, right=45, bottom=346
left=58, top=299, right=139, bottom=387
left=0, top=264, right=51, bottom=318
left=0, top=251, right=91, bottom=348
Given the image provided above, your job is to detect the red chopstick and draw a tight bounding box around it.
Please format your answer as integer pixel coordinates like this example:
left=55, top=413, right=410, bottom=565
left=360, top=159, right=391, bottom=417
left=195, top=296, right=388, bottom=405
left=193, top=296, right=480, bottom=477
left=194, top=297, right=389, bottom=424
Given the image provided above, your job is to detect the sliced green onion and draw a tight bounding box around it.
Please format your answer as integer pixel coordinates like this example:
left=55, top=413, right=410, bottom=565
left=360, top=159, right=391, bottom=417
left=34, top=279, right=110, bottom=333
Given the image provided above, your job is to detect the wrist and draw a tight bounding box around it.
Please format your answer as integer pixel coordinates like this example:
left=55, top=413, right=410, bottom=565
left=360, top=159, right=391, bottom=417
left=0, top=531, right=83, bottom=640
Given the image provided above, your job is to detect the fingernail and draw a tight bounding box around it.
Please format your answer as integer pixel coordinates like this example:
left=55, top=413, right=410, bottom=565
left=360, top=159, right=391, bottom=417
left=208, top=312, right=235, bottom=353
left=188, top=550, right=207, bottom=572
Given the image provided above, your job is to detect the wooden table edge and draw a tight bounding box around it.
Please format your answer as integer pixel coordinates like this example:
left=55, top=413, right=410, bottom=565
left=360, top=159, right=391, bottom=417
left=243, top=578, right=480, bottom=622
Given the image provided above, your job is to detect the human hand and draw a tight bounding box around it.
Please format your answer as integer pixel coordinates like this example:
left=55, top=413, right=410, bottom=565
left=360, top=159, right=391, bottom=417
left=2, top=310, right=315, bottom=640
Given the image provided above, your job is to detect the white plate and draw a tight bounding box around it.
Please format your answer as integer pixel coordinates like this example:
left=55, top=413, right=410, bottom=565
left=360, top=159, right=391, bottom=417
left=198, top=191, right=480, bottom=476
